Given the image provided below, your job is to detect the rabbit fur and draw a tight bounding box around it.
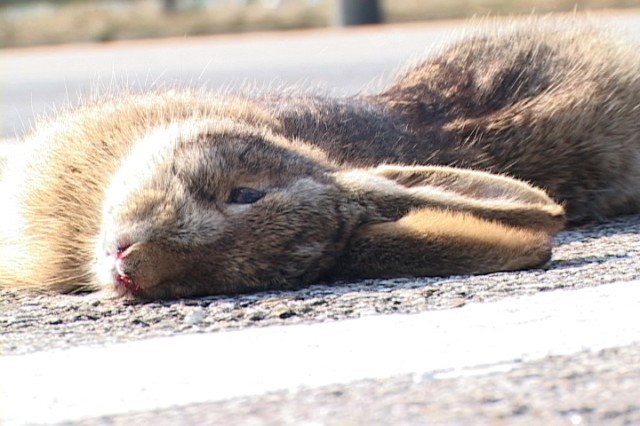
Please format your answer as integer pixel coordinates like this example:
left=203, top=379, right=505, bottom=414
left=0, top=20, right=638, bottom=299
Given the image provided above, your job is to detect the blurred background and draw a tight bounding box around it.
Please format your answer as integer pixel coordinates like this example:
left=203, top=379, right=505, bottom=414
left=2, top=0, right=640, bottom=140
left=1, top=0, right=640, bottom=48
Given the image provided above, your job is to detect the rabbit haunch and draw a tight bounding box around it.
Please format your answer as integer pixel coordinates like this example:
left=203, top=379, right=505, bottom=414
left=1, top=22, right=638, bottom=299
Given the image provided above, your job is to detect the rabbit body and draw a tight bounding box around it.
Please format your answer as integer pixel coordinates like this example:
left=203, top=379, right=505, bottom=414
left=0, top=21, right=637, bottom=298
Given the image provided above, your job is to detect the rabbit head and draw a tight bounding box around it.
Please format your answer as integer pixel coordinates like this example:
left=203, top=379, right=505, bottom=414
left=94, top=118, right=388, bottom=299
left=94, top=118, right=563, bottom=299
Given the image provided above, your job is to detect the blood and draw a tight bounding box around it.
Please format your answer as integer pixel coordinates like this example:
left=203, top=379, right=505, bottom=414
left=110, top=239, right=141, bottom=295
left=115, top=272, right=141, bottom=295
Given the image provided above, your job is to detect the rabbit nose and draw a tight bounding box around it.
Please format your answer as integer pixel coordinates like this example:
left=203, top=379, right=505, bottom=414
left=115, top=241, right=133, bottom=259
left=109, top=240, right=186, bottom=296
left=103, top=235, right=133, bottom=259
left=115, top=243, right=139, bottom=274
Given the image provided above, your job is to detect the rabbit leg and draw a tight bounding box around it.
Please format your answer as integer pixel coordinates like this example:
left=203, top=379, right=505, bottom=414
left=331, top=207, right=553, bottom=280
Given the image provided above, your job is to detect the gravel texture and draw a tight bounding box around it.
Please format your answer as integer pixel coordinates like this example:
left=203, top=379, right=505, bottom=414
left=2, top=214, right=639, bottom=356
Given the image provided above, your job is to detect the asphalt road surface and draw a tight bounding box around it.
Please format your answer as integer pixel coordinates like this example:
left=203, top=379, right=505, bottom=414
left=2, top=10, right=640, bottom=426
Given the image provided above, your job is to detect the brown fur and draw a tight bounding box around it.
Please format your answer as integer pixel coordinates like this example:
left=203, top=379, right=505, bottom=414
left=332, top=208, right=553, bottom=280
left=0, top=19, right=638, bottom=299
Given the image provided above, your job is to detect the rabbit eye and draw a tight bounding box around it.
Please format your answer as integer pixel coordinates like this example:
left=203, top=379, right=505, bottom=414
left=228, top=187, right=265, bottom=204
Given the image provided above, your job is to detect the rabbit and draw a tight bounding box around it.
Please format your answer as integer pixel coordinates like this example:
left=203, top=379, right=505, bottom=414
left=0, top=19, right=637, bottom=299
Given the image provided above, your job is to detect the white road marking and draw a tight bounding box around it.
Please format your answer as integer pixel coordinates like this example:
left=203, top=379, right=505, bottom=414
left=2, top=280, right=639, bottom=425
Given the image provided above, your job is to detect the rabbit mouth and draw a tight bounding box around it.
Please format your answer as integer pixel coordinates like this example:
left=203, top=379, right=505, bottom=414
left=112, top=253, right=143, bottom=296
left=102, top=242, right=145, bottom=297
left=97, top=240, right=187, bottom=298
left=114, top=271, right=142, bottom=296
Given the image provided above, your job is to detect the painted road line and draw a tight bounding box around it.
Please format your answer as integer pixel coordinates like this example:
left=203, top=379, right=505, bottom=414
left=2, top=280, right=639, bottom=425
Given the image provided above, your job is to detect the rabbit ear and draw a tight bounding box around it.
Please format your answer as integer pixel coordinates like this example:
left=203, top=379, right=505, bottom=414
left=332, top=165, right=565, bottom=234
left=329, top=207, right=553, bottom=281
left=326, top=165, right=564, bottom=280
left=372, top=165, right=558, bottom=207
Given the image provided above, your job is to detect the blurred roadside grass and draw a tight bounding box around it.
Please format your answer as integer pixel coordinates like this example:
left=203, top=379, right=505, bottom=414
left=1, top=0, right=639, bottom=48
